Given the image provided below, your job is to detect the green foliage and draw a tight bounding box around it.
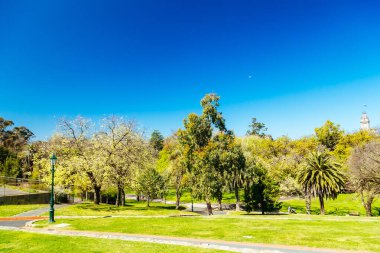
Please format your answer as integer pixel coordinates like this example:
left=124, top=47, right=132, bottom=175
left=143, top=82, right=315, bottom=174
left=246, top=117, right=268, bottom=137
left=349, top=141, right=380, bottom=216
left=159, top=134, right=189, bottom=209
left=150, top=130, right=164, bottom=152
left=314, top=120, right=344, bottom=151
left=298, top=151, right=345, bottom=214
left=0, top=156, right=21, bottom=177
left=240, top=135, right=318, bottom=197
left=156, top=147, right=170, bottom=173
left=0, top=117, right=34, bottom=153
left=137, top=167, right=165, bottom=206
left=244, top=162, right=281, bottom=213
left=178, top=93, right=235, bottom=214
left=0, top=146, right=12, bottom=164
left=0, top=117, right=34, bottom=178
left=179, top=113, right=212, bottom=149
left=333, top=129, right=378, bottom=166
left=200, top=93, right=226, bottom=132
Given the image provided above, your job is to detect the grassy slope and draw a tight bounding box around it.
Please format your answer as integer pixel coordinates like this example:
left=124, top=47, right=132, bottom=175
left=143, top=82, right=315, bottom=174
left=0, top=230, right=227, bottom=253
left=281, top=194, right=380, bottom=216
left=0, top=204, right=47, bottom=217
left=51, top=200, right=197, bottom=217
left=36, top=215, right=380, bottom=252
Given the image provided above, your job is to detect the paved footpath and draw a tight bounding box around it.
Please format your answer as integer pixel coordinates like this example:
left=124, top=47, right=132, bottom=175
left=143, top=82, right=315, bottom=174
left=0, top=204, right=69, bottom=227
left=12, top=204, right=69, bottom=217
left=0, top=225, right=357, bottom=253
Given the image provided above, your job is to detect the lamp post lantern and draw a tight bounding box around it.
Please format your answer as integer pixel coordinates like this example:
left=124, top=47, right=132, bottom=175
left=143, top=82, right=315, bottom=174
left=49, top=154, right=57, bottom=223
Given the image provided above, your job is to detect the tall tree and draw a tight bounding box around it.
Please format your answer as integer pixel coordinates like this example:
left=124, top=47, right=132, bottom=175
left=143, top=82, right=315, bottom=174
left=150, top=130, right=164, bottom=153
left=0, top=117, right=34, bottom=153
left=137, top=167, right=165, bottom=207
left=58, top=117, right=106, bottom=204
left=246, top=118, right=268, bottom=137
left=225, top=141, right=246, bottom=211
left=243, top=160, right=281, bottom=214
left=349, top=142, right=380, bottom=216
left=297, top=151, right=345, bottom=215
left=0, top=117, right=34, bottom=177
left=159, top=134, right=188, bottom=209
left=98, top=116, right=151, bottom=206
left=178, top=93, right=229, bottom=215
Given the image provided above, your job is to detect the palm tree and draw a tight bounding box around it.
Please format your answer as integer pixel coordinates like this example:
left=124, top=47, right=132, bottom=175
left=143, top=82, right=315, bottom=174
left=297, top=151, right=345, bottom=215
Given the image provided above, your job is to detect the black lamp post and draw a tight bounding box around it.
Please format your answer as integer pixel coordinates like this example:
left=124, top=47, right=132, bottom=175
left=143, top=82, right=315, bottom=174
left=49, top=154, right=57, bottom=223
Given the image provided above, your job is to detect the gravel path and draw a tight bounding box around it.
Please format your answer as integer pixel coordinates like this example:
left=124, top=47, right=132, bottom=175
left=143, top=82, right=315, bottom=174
left=0, top=226, right=351, bottom=253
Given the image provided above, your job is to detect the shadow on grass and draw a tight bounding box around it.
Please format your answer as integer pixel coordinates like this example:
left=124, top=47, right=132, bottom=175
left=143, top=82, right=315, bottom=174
left=74, top=201, right=186, bottom=212
left=241, top=213, right=288, bottom=216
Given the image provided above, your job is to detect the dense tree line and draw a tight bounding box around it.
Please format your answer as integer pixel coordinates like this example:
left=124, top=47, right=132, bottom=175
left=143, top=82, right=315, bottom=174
left=0, top=117, right=34, bottom=178
left=4, top=93, right=380, bottom=216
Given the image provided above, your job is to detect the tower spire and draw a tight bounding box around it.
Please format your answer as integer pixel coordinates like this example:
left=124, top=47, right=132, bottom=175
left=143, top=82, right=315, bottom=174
left=360, top=106, right=370, bottom=130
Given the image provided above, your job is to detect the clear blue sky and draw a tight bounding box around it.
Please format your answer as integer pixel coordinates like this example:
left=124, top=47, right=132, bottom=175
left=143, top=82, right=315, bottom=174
left=1, top=0, right=380, bottom=140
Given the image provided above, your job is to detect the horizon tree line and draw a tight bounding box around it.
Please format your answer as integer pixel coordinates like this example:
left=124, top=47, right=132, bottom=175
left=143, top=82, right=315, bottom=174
left=2, top=93, right=380, bottom=216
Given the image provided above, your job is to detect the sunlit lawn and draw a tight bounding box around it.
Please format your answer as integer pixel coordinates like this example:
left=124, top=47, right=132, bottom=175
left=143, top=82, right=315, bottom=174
left=50, top=200, right=197, bottom=217
left=166, top=191, right=380, bottom=217
left=0, top=230, right=227, bottom=253
left=0, top=204, right=47, bottom=217
left=35, top=215, right=380, bottom=252
left=281, top=194, right=380, bottom=216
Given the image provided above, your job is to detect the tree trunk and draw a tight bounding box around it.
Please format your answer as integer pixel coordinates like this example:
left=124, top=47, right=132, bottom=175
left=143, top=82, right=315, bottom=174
left=175, top=187, right=181, bottom=210
left=217, top=190, right=223, bottom=211
left=361, top=191, right=373, bottom=217
left=115, top=188, right=120, bottom=206
left=218, top=198, right=223, bottom=211
left=365, top=201, right=372, bottom=217
left=121, top=189, right=125, bottom=206
left=94, top=186, right=101, bottom=205
left=147, top=196, right=150, bottom=207
left=234, top=186, right=240, bottom=211
left=318, top=195, right=325, bottom=215
left=305, top=191, right=311, bottom=215
left=206, top=201, right=213, bottom=215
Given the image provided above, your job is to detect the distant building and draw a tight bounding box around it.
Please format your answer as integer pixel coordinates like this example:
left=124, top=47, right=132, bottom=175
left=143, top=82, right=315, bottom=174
left=360, top=112, right=370, bottom=130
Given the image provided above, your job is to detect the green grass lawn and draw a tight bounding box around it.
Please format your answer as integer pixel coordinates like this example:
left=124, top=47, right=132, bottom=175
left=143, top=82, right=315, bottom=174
left=50, top=200, right=198, bottom=217
left=0, top=204, right=47, bottom=217
left=281, top=194, right=380, bottom=216
left=35, top=215, right=380, bottom=252
left=0, top=230, right=227, bottom=253
left=166, top=190, right=379, bottom=217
